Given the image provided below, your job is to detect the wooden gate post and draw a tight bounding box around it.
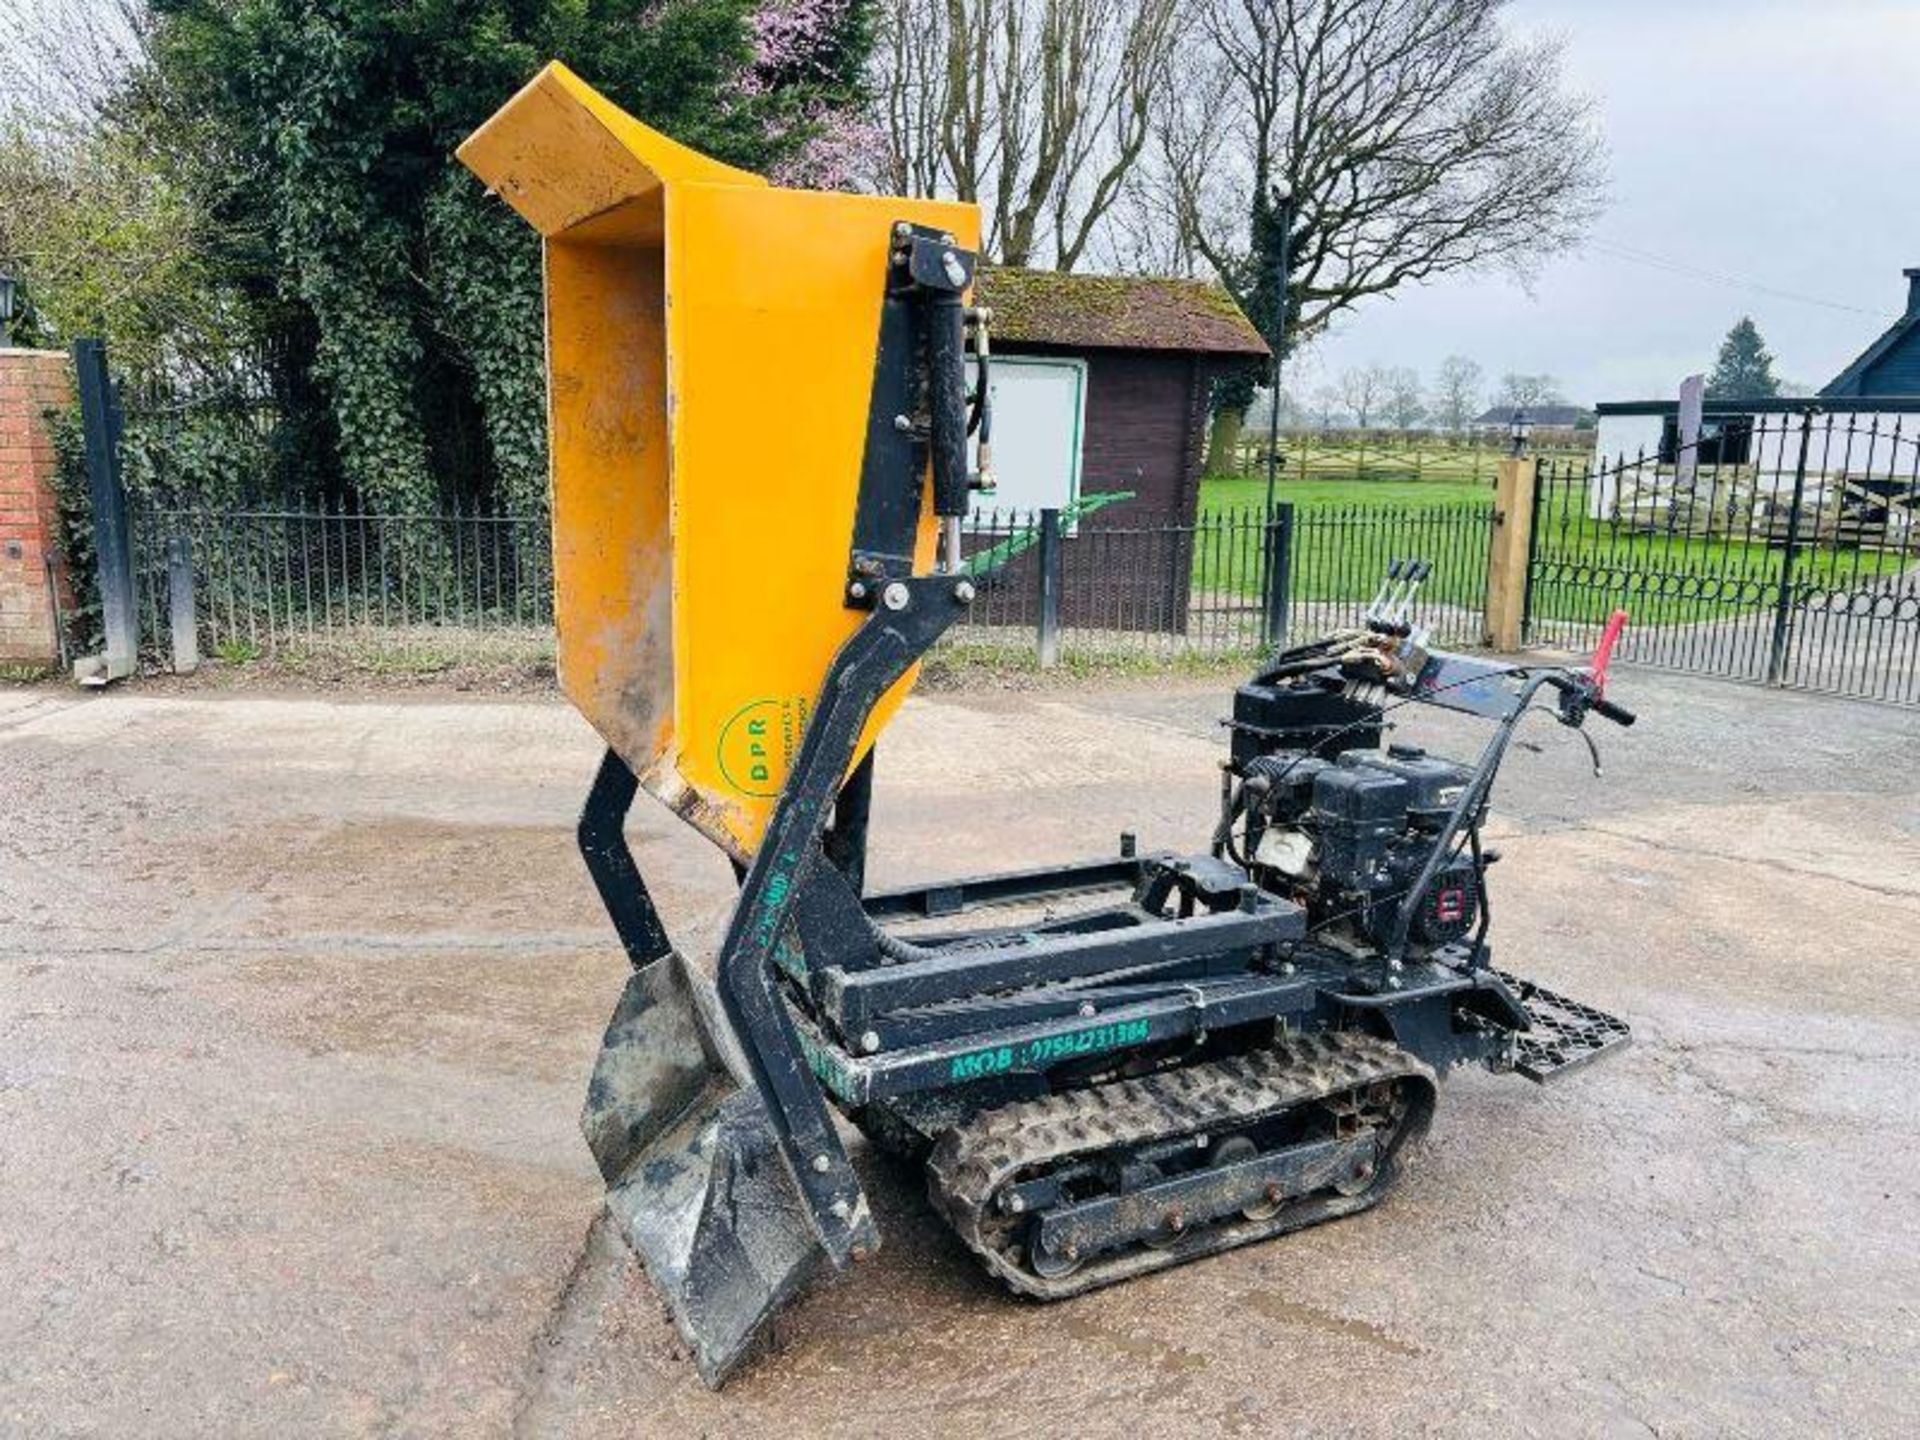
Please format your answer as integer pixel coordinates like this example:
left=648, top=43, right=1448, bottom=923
left=1484, top=455, right=1538, bottom=652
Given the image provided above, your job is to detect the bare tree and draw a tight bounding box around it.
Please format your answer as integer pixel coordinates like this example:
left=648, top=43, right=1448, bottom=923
left=1382, top=365, right=1424, bottom=430
left=0, top=0, right=146, bottom=133
left=871, top=0, right=1183, bottom=268
left=1430, top=355, right=1483, bottom=431
left=1248, top=382, right=1303, bottom=430
left=1496, top=371, right=1565, bottom=410
left=1310, top=382, right=1344, bottom=428
left=1338, top=364, right=1386, bottom=429
left=1158, top=0, right=1604, bottom=347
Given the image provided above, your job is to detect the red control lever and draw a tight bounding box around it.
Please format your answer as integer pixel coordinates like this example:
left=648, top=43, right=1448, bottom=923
left=1589, top=609, right=1629, bottom=695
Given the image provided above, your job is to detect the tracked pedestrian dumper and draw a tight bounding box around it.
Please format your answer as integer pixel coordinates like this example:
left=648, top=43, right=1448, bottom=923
left=459, top=65, right=1635, bottom=1385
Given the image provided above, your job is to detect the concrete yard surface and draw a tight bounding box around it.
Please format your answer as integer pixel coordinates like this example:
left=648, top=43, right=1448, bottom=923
left=1, top=668, right=1916, bottom=1437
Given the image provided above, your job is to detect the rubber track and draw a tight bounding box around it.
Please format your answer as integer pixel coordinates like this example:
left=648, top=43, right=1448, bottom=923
left=926, top=1031, right=1437, bottom=1299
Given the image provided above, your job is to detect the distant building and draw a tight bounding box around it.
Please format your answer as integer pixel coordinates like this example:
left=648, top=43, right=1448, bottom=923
left=1586, top=269, right=1920, bottom=549
left=1822, top=267, right=1920, bottom=398
left=1596, top=261, right=1920, bottom=469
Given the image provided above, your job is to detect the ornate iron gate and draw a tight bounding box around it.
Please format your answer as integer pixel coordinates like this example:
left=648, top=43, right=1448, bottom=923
left=1525, top=408, right=1920, bottom=706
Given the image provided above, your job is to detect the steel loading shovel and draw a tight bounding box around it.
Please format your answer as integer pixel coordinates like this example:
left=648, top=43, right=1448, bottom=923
left=570, top=573, right=968, bottom=1385
left=581, top=954, right=829, bottom=1387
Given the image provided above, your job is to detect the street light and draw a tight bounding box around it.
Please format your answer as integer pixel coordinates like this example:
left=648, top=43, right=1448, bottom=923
left=1262, top=189, right=1294, bottom=520
left=1259, top=188, right=1295, bottom=648
left=1509, top=408, right=1532, bottom=456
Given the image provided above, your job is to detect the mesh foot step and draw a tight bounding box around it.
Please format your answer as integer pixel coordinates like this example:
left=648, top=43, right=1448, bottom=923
left=1492, top=969, right=1631, bottom=1082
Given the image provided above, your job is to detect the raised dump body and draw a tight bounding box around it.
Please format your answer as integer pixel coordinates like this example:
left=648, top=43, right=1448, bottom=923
left=459, top=62, right=977, bottom=857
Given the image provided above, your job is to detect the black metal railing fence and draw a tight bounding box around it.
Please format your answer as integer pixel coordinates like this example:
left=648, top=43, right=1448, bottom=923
left=130, top=502, right=554, bottom=660
left=1525, top=408, right=1920, bottom=705
left=129, top=498, right=1498, bottom=669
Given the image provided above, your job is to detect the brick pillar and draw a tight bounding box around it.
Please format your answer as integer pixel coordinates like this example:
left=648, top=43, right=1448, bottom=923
left=0, top=348, right=74, bottom=665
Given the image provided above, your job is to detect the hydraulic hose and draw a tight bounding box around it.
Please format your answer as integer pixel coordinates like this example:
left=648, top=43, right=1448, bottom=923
left=871, top=922, right=1026, bottom=966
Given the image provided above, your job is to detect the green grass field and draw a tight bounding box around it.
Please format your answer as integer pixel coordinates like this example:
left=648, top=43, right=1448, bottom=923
left=1191, top=475, right=1494, bottom=613
left=1200, top=473, right=1491, bottom=513
left=1191, top=475, right=1909, bottom=628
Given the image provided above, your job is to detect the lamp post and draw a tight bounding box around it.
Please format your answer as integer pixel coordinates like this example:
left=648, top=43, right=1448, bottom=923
left=1258, top=190, right=1295, bottom=647
left=1509, top=407, right=1532, bottom=457
left=1262, top=192, right=1294, bottom=519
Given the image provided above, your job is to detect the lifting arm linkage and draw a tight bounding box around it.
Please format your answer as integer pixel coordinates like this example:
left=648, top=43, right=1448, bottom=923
left=707, top=217, right=984, bottom=1266
left=577, top=748, right=673, bottom=969
left=714, top=575, right=973, bottom=1264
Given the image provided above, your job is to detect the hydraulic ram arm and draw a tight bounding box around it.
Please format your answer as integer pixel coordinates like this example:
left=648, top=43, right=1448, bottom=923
left=717, top=221, right=985, bottom=1263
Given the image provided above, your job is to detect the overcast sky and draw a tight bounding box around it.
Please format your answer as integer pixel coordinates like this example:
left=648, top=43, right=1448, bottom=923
left=1296, top=0, right=1920, bottom=409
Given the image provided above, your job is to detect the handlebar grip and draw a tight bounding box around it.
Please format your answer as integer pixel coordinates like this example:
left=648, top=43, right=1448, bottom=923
left=1591, top=697, right=1636, bottom=727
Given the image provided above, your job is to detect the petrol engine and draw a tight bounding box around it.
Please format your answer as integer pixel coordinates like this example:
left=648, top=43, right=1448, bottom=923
left=1236, top=744, right=1487, bottom=955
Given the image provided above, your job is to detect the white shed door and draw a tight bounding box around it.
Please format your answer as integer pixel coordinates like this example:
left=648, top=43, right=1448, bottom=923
left=968, top=355, right=1086, bottom=517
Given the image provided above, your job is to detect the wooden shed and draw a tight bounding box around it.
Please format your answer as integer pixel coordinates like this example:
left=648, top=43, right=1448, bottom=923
left=974, top=267, right=1268, bottom=520
left=967, top=268, right=1268, bottom=635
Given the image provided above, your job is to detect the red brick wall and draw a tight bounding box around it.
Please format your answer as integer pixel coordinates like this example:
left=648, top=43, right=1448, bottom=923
left=0, top=349, right=74, bottom=664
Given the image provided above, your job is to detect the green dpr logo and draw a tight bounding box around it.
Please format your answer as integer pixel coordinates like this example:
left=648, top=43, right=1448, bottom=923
left=717, top=696, right=809, bottom=798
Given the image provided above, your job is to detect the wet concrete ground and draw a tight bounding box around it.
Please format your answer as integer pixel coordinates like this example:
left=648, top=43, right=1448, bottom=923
left=1, top=668, right=1916, bottom=1437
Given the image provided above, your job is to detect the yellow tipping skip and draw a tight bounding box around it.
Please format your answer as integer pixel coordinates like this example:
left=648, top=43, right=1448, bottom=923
left=459, top=64, right=979, bottom=856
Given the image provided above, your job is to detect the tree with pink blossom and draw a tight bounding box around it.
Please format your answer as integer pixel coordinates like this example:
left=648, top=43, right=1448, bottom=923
left=739, top=0, right=883, bottom=190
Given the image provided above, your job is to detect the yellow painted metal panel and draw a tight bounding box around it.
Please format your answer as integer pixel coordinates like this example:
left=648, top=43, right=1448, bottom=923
left=662, top=182, right=973, bottom=844
left=458, top=63, right=762, bottom=237
left=543, top=223, right=675, bottom=782
left=460, top=64, right=980, bottom=857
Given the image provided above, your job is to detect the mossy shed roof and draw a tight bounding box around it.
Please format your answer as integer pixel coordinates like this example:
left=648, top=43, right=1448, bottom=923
left=976, top=267, right=1268, bottom=358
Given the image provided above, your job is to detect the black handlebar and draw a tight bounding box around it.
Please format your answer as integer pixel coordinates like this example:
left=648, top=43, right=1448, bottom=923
left=1590, top=696, right=1636, bottom=727
left=1539, top=669, right=1636, bottom=728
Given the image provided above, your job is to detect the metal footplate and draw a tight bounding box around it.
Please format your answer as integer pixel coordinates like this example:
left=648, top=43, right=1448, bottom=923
left=926, top=1031, right=1436, bottom=1299
left=1493, top=969, right=1631, bottom=1082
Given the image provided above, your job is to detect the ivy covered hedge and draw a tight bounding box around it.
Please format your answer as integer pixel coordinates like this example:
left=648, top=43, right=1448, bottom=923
left=49, top=0, right=876, bottom=514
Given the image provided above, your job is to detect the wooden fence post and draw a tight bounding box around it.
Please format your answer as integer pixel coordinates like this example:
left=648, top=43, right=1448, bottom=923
left=1484, top=454, right=1538, bottom=652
